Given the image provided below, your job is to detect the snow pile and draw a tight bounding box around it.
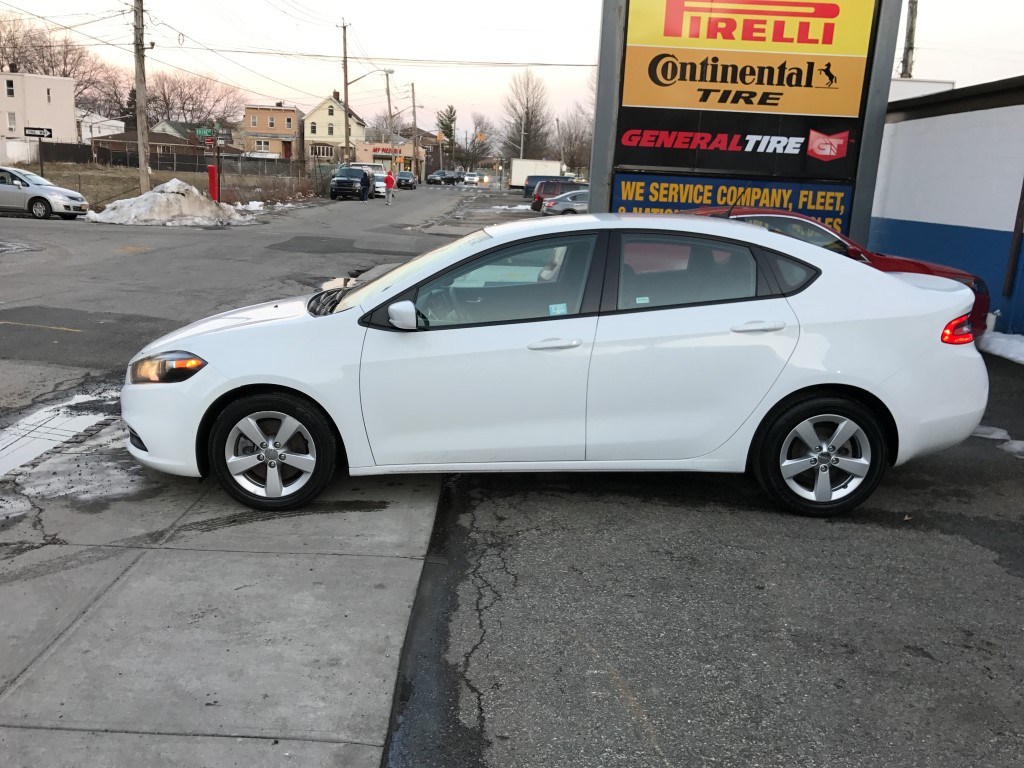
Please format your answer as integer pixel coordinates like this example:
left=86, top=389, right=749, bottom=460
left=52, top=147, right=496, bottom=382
left=491, top=204, right=532, bottom=211
left=978, top=330, right=1024, bottom=365
left=235, top=200, right=265, bottom=212
left=86, top=179, right=253, bottom=226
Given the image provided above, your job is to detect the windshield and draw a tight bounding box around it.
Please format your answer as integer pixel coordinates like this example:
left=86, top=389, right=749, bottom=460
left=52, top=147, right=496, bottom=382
left=333, top=229, right=492, bottom=313
left=18, top=171, right=52, bottom=186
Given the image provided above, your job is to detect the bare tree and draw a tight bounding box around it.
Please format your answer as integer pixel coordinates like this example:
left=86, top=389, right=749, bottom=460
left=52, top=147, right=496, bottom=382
left=365, top=109, right=410, bottom=143
left=456, top=112, right=496, bottom=169
left=557, top=103, right=593, bottom=175
left=0, top=13, right=34, bottom=72
left=79, top=65, right=134, bottom=122
left=500, top=69, right=553, bottom=160
left=31, top=33, right=105, bottom=102
left=147, top=70, right=244, bottom=126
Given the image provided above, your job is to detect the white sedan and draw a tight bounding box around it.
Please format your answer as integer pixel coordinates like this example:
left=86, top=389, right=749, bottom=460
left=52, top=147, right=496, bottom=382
left=121, top=214, right=988, bottom=516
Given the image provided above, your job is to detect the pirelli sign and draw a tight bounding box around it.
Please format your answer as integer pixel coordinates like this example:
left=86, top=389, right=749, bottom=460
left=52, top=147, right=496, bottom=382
left=623, top=0, right=877, bottom=116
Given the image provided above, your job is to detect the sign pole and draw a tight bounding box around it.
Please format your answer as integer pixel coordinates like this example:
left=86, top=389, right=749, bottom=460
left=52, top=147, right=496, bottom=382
left=590, top=0, right=628, bottom=213
left=38, top=137, right=43, bottom=177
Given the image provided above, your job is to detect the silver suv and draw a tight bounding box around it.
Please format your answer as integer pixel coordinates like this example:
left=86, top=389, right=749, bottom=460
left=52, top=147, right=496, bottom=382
left=0, top=165, right=90, bottom=220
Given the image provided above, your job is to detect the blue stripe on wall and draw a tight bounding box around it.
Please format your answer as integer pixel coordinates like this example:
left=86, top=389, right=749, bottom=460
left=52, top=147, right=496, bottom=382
left=869, top=216, right=1024, bottom=333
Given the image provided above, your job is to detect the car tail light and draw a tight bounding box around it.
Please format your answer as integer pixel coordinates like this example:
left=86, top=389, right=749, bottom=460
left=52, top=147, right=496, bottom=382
left=941, top=314, right=973, bottom=345
left=544, top=200, right=556, bottom=207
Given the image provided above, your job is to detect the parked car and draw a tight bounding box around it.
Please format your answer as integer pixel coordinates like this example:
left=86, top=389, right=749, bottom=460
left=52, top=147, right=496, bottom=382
left=463, top=172, right=480, bottom=186
left=396, top=171, right=417, bottom=190
left=345, top=163, right=386, bottom=197
left=523, top=174, right=575, bottom=198
left=329, top=168, right=364, bottom=200
left=427, top=170, right=445, bottom=185
left=0, top=165, right=89, bottom=219
left=531, top=180, right=589, bottom=211
left=688, top=207, right=991, bottom=337
left=541, top=189, right=589, bottom=215
left=122, top=214, right=987, bottom=517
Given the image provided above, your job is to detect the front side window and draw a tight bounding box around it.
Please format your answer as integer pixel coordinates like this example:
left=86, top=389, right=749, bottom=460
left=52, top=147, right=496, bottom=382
left=5, top=80, right=12, bottom=97
left=268, top=116, right=276, bottom=128
left=742, top=215, right=847, bottom=255
left=286, top=117, right=292, bottom=128
left=255, top=140, right=270, bottom=151
left=310, top=122, right=317, bottom=135
left=328, top=123, right=334, bottom=136
left=250, top=115, right=257, bottom=127
left=413, top=235, right=597, bottom=329
left=617, top=234, right=762, bottom=311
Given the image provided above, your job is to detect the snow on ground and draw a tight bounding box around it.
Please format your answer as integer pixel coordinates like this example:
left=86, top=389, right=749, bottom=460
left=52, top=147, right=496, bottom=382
left=235, top=200, right=264, bottom=212
left=491, top=204, right=532, bottom=211
left=978, top=330, right=1024, bottom=365
left=86, top=179, right=254, bottom=226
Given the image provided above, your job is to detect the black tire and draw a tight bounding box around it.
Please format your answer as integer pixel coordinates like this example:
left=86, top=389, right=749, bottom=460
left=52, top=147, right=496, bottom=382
left=752, top=396, right=887, bottom=517
left=209, top=392, right=338, bottom=511
left=561, top=210, right=577, bottom=214
left=59, top=214, right=78, bottom=220
left=329, top=191, right=338, bottom=200
left=29, top=198, right=52, bottom=219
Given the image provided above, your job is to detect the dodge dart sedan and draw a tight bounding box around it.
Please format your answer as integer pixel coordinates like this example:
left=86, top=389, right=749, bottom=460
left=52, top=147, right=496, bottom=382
left=121, top=215, right=988, bottom=516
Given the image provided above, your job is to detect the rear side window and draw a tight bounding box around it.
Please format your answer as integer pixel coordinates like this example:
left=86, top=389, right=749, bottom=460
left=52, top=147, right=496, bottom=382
left=617, top=234, right=765, bottom=310
left=760, top=249, right=820, bottom=294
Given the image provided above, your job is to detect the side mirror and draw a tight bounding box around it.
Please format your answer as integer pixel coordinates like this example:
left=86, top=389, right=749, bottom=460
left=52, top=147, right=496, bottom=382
left=388, top=300, right=418, bottom=331
left=12, top=179, right=24, bottom=187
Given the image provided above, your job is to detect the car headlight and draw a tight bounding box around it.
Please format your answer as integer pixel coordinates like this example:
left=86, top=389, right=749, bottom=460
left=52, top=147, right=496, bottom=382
left=130, top=351, right=208, bottom=384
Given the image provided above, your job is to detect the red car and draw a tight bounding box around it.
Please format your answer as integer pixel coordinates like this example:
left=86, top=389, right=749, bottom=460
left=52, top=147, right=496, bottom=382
left=688, top=207, right=990, bottom=337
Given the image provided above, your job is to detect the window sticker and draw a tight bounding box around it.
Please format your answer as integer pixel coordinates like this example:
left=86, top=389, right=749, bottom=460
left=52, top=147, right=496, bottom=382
left=549, top=303, right=568, bottom=316
left=636, top=296, right=650, bottom=305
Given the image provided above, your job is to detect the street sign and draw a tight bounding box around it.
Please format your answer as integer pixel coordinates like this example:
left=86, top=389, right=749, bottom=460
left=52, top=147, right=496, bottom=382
left=195, top=127, right=213, bottom=137
left=205, top=137, right=214, bottom=145
left=24, top=127, right=52, bottom=138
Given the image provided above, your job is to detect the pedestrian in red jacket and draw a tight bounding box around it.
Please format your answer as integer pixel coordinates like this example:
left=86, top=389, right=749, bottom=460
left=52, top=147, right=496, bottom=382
left=384, top=171, right=396, bottom=205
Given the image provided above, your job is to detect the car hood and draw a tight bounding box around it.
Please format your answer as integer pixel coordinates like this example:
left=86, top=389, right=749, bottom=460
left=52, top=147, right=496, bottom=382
left=136, top=296, right=312, bottom=357
left=38, top=184, right=84, bottom=199
left=871, top=252, right=973, bottom=280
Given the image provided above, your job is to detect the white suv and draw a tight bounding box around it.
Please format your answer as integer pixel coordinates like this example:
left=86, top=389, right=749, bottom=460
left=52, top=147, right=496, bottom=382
left=346, top=163, right=387, bottom=198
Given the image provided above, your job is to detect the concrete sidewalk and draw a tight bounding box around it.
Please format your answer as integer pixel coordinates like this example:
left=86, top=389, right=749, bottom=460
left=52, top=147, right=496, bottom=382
left=0, top=420, right=439, bottom=767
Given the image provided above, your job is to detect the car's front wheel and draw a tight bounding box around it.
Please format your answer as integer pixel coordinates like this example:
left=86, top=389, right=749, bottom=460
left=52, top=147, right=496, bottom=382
left=753, top=396, right=887, bottom=517
left=29, top=198, right=52, bottom=219
left=209, top=393, right=338, bottom=510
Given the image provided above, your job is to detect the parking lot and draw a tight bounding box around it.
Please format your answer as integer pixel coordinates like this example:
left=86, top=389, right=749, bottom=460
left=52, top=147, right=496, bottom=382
left=2, top=187, right=1023, bottom=767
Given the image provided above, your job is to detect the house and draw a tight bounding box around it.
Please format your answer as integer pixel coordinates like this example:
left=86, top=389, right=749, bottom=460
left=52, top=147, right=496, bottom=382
left=76, top=109, right=125, bottom=144
left=2, top=72, right=76, bottom=143
left=304, top=91, right=366, bottom=162
left=237, top=102, right=303, bottom=160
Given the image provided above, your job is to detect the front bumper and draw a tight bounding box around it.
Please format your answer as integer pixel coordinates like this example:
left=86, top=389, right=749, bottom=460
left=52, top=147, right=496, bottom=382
left=121, top=367, right=230, bottom=478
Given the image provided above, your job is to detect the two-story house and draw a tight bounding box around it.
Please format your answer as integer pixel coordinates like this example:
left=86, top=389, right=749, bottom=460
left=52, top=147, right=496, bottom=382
left=304, top=91, right=366, bottom=163
left=2, top=72, right=76, bottom=156
left=237, top=102, right=303, bottom=159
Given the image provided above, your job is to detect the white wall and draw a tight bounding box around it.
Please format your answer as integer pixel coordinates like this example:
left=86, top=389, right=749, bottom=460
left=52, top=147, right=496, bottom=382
left=872, top=104, right=1024, bottom=232
left=0, top=137, right=36, bottom=164
left=887, top=79, right=955, bottom=102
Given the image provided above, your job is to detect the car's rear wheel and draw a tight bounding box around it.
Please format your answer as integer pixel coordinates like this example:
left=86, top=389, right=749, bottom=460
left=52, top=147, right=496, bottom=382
left=753, top=396, right=887, bottom=517
left=561, top=210, right=577, bottom=214
left=209, top=393, right=337, bottom=511
left=29, top=198, right=52, bottom=219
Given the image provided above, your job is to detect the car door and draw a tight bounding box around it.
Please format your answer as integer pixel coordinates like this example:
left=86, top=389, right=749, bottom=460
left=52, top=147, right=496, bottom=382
left=360, top=232, right=606, bottom=466
left=586, top=231, right=800, bottom=461
left=0, top=169, right=26, bottom=211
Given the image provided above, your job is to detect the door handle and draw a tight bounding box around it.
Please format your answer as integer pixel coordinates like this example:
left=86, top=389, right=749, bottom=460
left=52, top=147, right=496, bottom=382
left=527, top=338, right=583, bottom=350
left=730, top=321, right=786, bottom=333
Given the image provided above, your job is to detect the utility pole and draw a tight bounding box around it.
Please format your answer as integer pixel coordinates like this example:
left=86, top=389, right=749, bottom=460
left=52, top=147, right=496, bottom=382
left=133, top=0, right=151, bottom=193
left=411, top=83, right=419, bottom=181
left=900, top=0, right=918, bottom=77
left=520, top=112, right=527, bottom=159
left=341, top=21, right=350, bottom=163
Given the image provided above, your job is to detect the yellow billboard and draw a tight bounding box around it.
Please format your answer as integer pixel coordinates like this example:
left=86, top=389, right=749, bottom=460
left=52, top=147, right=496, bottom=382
left=627, top=0, right=877, bottom=56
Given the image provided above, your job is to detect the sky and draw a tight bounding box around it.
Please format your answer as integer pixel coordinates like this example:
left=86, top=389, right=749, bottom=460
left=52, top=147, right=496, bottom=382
left=1, top=0, right=1021, bottom=132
